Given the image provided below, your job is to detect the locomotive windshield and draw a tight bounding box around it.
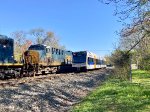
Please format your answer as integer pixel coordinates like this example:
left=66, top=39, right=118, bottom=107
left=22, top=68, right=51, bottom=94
left=28, top=45, right=45, bottom=50
left=73, top=52, right=86, bottom=63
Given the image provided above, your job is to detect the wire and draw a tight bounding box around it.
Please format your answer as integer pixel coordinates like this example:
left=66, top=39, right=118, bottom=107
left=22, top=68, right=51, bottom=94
left=85, top=50, right=112, bottom=51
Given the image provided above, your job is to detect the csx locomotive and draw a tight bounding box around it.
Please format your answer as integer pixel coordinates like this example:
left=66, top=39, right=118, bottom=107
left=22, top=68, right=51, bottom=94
left=0, top=35, right=23, bottom=79
left=0, top=35, right=105, bottom=79
left=24, top=44, right=72, bottom=75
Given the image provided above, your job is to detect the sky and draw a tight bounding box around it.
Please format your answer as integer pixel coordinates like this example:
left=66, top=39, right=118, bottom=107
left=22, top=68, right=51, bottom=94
left=0, top=0, right=123, bottom=56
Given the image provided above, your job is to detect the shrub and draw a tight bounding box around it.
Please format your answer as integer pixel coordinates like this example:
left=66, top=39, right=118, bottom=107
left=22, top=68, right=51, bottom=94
left=110, top=50, right=131, bottom=80
left=139, top=55, right=150, bottom=71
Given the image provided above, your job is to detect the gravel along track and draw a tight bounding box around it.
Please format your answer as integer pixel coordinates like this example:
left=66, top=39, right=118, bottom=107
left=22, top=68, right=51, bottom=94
left=0, top=69, right=110, bottom=112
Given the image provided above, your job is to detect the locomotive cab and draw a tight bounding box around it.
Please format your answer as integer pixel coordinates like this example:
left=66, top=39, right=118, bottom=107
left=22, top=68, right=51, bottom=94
left=23, top=44, right=46, bottom=74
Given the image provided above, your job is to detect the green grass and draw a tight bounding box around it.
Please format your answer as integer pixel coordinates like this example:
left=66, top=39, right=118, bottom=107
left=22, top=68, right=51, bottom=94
left=71, top=70, right=150, bottom=112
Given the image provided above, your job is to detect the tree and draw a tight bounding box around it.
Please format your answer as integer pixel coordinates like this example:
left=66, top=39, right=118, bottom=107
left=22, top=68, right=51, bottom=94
left=29, top=28, right=45, bottom=44
left=100, top=0, right=150, bottom=76
left=100, top=0, right=150, bottom=20
left=100, top=0, right=150, bottom=49
left=100, top=0, right=150, bottom=67
left=29, top=28, right=65, bottom=49
left=109, top=49, right=131, bottom=80
left=11, top=28, right=65, bottom=62
left=11, top=31, right=32, bottom=62
left=42, top=31, right=60, bottom=48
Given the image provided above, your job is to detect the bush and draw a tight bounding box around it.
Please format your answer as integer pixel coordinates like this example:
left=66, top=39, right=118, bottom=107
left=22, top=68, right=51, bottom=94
left=139, top=55, right=150, bottom=71
left=110, top=50, right=131, bottom=80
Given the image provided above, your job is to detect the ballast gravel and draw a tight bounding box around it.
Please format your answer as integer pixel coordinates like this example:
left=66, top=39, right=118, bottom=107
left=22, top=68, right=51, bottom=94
left=0, top=69, right=110, bottom=112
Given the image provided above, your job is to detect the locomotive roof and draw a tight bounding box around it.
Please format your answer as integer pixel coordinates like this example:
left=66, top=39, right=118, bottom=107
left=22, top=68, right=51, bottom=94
left=29, top=44, right=71, bottom=52
left=0, top=35, right=13, bottom=41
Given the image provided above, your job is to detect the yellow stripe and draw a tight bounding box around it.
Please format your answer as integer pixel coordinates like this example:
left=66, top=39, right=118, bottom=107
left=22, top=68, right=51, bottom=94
left=0, top=63, right=23, bottom=66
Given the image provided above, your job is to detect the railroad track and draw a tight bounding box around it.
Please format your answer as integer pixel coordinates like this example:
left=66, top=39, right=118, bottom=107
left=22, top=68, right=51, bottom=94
left=0, top=73, right=67, bottom=87
left=0, top=68, right=107, bottom=88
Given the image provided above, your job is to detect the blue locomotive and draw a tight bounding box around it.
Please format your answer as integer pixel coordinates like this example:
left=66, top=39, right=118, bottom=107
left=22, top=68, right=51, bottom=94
left=0, top=35, right=23, bottom=79
left=0, top=35, right=14, bottom=63
left=24, top=44, right=72, bottom=74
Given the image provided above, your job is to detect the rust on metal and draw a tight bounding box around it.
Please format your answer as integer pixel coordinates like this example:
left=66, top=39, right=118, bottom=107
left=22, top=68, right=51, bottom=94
left=24, top=50, right=39, bottom=64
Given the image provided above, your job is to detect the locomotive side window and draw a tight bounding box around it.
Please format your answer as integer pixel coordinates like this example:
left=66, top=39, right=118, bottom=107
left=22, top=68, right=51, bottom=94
left=52, top=48, right=54, bottom=54
left=59, top=50, right=61, bottom=55
left=53, top=48, right=56, bottom=54
left=56, top=49, right=58, bottom=54
left=46, top=48, right=50, bottom=53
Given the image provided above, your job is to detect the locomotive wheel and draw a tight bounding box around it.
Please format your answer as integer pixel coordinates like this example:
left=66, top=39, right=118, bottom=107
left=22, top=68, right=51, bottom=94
left=0, top=72, right=5, bottom=80
left=12, top=71, right=20, bottom=78
left=28, top=71, right=34, bottom=77
left=42, top=71, right=46, bottom=75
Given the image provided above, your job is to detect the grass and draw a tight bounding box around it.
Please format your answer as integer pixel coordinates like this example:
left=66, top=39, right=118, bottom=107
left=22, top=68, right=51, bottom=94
left=71, top=70, right=150, bottom=112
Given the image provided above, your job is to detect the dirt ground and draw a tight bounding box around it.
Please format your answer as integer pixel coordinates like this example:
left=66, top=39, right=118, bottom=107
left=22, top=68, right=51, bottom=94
left=0, top=69, right=110, bottom=112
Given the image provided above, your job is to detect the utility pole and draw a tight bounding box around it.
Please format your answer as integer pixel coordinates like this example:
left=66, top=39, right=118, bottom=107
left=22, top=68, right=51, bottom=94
left=125, top=33, right=147, bottom=82
left=129, top=55, right=132, bottom=82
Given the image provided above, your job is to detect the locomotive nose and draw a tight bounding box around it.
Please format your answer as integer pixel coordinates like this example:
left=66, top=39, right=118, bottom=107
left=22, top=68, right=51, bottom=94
left=24, top=50, right=39, bottom=65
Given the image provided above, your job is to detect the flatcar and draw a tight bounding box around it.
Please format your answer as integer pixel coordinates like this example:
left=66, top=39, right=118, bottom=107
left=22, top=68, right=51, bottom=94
left=72, top=51, right=106, bottom=71
left=24, top=44, right=72, bottom=74
left=0, top=35, right=23, bottom=79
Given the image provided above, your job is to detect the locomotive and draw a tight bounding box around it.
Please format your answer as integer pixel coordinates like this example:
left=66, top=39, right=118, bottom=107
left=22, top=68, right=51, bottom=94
left=24, top=44, right=72, bottom=75
left=0, top=35, right=23, bottom=79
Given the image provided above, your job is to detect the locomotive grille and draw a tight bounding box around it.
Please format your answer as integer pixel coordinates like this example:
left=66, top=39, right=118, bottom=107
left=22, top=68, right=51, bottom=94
left=24, top=50, right=39, bottom=65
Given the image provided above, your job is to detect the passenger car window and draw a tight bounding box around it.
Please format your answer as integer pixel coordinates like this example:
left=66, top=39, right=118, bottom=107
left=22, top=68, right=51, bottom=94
left=88, top=57, right=94, bottom=64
